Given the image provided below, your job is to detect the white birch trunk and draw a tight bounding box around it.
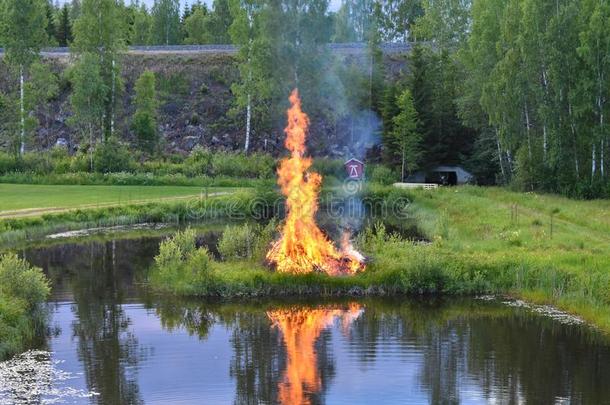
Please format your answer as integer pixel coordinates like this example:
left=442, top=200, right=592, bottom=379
left=601, top=139, right=605, bottom=177
left=401, top=147, right=406, bottom=183
left=20, top=65, right=25, bottom=156
left=540, top=68, right=550, bottom=164
left=245, top=93, right=251, bottom=153
left=592, top=144, right=596, bottom=177
left=111, top=59, right=115, bottom=136
left=568, top=101, right=579, bottom=178
left=89, top=123, right=94, bottom=172
left=495, top=128, right=506, bottom=183
left=524, top=103, right=532, bottom=160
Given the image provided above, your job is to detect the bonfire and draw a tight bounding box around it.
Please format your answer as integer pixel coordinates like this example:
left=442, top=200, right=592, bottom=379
left=266, top=89, right=366, bottom=276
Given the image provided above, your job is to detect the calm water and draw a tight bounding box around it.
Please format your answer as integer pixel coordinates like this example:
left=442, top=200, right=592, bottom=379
left=2, top=234, right=610, bottom=404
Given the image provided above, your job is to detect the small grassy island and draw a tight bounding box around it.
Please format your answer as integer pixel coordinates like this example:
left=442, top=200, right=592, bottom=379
left=148, top=185, right=610, bottom=333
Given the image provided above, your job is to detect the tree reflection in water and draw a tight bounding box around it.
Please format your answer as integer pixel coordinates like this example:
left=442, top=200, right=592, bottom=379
left=154, top=298, right=610, bottom=404
left=26, top=238, right=157, bottom=405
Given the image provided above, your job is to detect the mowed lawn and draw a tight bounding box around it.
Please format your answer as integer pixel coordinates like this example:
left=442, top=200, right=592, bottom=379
left=0, top=184, right=221, bottom=213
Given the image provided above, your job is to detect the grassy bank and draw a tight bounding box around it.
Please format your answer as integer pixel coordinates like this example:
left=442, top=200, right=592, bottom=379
left=148, top=186, right=610, bottom=333
left=0, top=189, right=259, bottom=247
left=0, top=254, right=50, bottom=359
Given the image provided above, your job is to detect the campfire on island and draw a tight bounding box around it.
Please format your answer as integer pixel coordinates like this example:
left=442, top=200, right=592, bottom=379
left=266, top=89, right=366, bottom=276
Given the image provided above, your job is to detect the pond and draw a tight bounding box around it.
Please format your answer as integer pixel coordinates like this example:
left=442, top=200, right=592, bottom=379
left=2, top=231, right=610, bottom=404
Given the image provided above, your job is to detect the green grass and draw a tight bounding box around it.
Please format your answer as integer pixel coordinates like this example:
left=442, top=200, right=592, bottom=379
left=0, top=183, right=232, bottom=213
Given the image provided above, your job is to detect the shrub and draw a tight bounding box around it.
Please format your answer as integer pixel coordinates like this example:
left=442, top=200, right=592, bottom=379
left=93, top=137, right=135, bottom=173
left=370, top=165, right=398, bottom=185
left=218, top=224, right=256, bottom=260
left=0, top=253, right=50, bottom=359
left=184, top=146, right=213, bottom=176
left=0, top=254, right=50, bottom=310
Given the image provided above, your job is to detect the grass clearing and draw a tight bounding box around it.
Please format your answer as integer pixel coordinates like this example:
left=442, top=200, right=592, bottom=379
left=0, top=184, right=236, bottom=215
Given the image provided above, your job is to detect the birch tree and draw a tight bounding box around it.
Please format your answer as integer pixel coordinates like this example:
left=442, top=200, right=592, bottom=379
left=72, top=0, right=125, bottom=140
left=0, top=0, right=47, bottom=156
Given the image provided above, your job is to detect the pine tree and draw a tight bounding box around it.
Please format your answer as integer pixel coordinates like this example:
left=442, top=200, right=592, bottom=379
left=0, top=0, right=48, bottom=156
left=56, top=4, right=73, bottom=47
left=44, top=1, right=58, bottom=45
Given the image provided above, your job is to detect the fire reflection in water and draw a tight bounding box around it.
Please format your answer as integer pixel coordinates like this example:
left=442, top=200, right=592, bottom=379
left=267, top=304, right=363, bottom=405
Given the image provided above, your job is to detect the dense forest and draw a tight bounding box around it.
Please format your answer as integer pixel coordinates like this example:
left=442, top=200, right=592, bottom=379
left=0, top=0, right=609, bottom=198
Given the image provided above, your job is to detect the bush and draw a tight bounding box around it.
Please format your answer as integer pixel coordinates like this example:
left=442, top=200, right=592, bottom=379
left=0, top=253, right=50, bottom=359
left=0, top=254, right=50, bottom=309
left=153, top=228, right=216, bottom=294
left=218, top=224, right=256, bottom=260
left=370, top=165, right=398, bottom=185
left=93, top=137, right=135, bottom=173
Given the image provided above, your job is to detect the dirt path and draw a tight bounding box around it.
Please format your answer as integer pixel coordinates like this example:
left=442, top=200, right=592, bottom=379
left=0, top=192, right=229, bottom=219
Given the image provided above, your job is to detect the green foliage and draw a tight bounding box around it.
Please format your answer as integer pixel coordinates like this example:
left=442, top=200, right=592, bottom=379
left=152, top=0, right=181, bottom=45
left=389, top=88, right=422, bottom=181
left=0, top=253, right=50, bottom=359
left=370, top=165, right=398, bottom=185
left=184, top=146, right=275, bottom=178
left=0, top=253, right=50, bottom=309
left=218, top=223, right=256, bottom=260
left=0, top=0, right=47, bottom=68
left=55, top=4, right=73, bottom=47
left=183, top=6, right=211, bottom=44
left=93, top=137, right=135, bottom=173
left=132, top=70, right=159, bottom=154
left=153, top=228, right=215, bottom=294
left=69, top=52, right=107, bottom=170
left=462, top=0, right=610, bottom=197
left=130, top=4, right=153, bottom=45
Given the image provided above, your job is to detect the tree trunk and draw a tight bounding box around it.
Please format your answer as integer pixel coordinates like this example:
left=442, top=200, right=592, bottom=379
left=401, top=147, right=406, bottom=183
left=89, top=123, right=94, bottom=173
left=591, top=143, right=597, bottom=180
left=245, top=94, right=251, bottom=153
left=20, top=65, right=25, bottom=156
left=495, top=129, right=506, bottom=183
left=599, top=139, right=606, bottom=178
left=524, top=102, right=532, bottom=161
left=568, top=101, right=579, bottom=178
left=111, top=59, right=116, bottom=136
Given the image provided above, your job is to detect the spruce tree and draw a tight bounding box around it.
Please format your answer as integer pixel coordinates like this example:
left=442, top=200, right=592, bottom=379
left=56, top=4, right=73, bottom=46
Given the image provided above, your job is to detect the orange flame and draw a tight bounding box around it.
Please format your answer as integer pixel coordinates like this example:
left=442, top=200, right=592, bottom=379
left=266, top=89, right=365, bottom=275
left=267, top=304, right=363, bottom=405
